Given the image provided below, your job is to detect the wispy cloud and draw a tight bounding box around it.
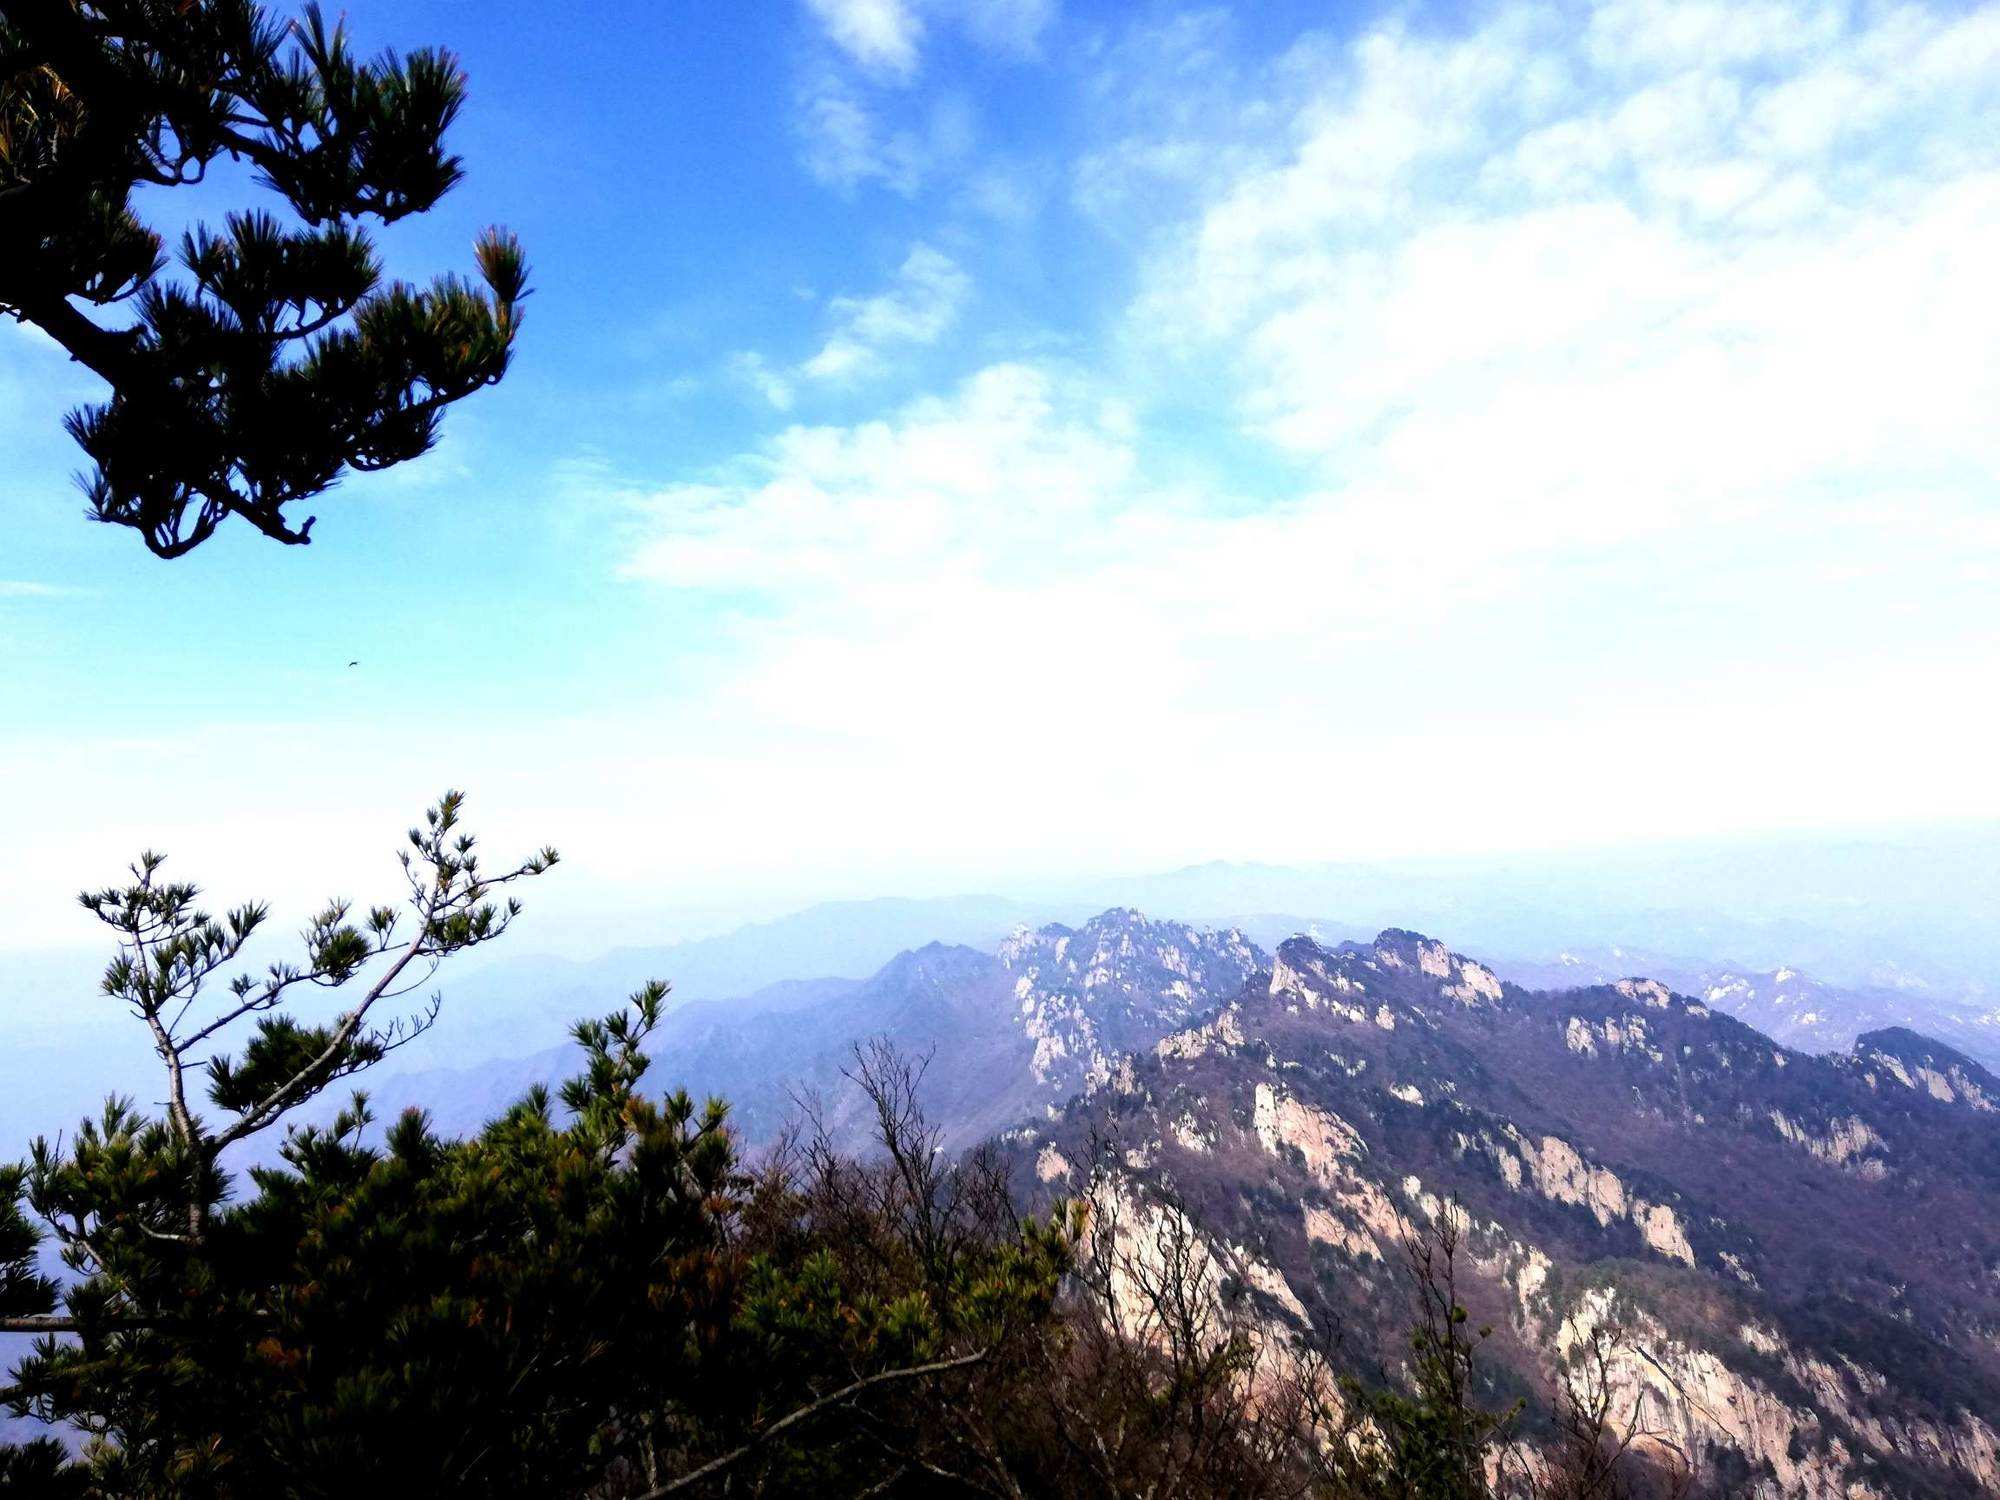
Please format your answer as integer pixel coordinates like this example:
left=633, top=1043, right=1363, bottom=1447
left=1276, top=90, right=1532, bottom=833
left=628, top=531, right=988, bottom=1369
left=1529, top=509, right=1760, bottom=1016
left=730, top=351, right=796, bottom=412
left=805, top=0, right=923, bottom=79
left=800, top=0, right=1058, bottom=79
left=947, top=0, right=1057, bottom=59
left=801, top=243, right=971, bottom=381
left=0, top=581, right=77, bottom=599
left=1123, top=0, right=2000, bottom=500
left=790, top=0, right=1051, bottom=195
left=793, top=71, right=973, bottom=195
left=730, top=242, right=972, bottom=407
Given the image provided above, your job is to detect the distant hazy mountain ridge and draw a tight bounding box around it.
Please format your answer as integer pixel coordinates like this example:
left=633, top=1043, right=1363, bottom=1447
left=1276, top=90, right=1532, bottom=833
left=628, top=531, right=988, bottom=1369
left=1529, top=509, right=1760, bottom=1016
left=1500, top=947, right=2000, bottom=1073
left=358, top=908, right=1264, bottom=1150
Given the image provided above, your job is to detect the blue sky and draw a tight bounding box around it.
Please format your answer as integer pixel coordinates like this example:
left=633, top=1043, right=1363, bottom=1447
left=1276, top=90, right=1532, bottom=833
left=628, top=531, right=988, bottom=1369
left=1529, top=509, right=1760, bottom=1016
left=3, top=0, right=1998, bottom=953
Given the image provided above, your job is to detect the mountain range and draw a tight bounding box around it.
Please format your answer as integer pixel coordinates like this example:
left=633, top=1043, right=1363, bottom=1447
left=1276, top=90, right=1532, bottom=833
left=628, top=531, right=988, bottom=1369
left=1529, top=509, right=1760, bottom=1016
left=1009, top=925, right=2000, bottom=1497
left=10, top=882, right=2000, bottom=1492
left=342, top=909, right=1265, bottom=1151
left=305, top=907, right=2000, bottom=1494
left=1499, top=946, right=2000, bottom=1073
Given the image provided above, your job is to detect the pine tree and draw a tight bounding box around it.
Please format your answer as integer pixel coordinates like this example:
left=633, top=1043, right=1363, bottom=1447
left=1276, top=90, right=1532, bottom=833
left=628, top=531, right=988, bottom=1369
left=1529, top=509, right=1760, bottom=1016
left=0, top=0, right=525, bottom=556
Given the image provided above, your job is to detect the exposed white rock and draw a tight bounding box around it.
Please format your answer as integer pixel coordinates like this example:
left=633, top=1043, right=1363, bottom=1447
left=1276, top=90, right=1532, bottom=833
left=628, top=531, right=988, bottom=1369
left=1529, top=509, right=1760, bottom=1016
left=1717, top=1251, right=1758, bottom=1285
left=1532, top=1135, right=1629, bottom=1226
left=1563, top=1012, right=1667, bottom=1062
left=1237, top=1254, right=1309, bottom=1323
left=1612, top=978, right=1674, bottom=1009
left=1739, top=1322, right=1783, bottom=1356
left=1632, top=1199, right=1695, bottom=1266
left=1565, top=1016, right=1599, bottom=1056
left=1078, top=1174, right=1308, bottom=1406
left=1767, top=1110, right=1889, bottom=1176
left=1469, top=1132, right=1696, bottom=1268
left=1004, top=913, right=1262, bottom=1093
left=1855, top=1041, right=1999, bottom=1112
left=1302, top=1202, right=1381, bottom=1260
left=1270, top=949, right=1372, bottom=1024
left=1170, top=1112, right=1212, bottom=1154
left=1253, top=1083, right=1367, bottom=1183
left=1337, top=1176, right=1407, bottom=1251
left=1156, top=1005, right=1247, bottom=1061
left=1556, top=1288, right=2000, bottom=1498
left=1445, top=957, right=1506, bottom=1004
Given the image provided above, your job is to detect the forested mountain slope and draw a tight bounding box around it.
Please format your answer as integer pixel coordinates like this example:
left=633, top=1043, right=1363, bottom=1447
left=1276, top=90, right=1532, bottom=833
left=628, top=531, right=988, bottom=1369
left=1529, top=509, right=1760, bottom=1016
left=1008, top=929, right=2000, bottom=1498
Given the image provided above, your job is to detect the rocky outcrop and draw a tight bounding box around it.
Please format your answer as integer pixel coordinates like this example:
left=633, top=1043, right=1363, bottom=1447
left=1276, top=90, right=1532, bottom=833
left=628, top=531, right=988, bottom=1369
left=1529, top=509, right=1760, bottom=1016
left=1001, top=910, right=1264, bottom=1096
left=1003, top=927, right=2000, bottom=1499
left=1252, top=1082, right=1366, bottom=1182
left=1848, top=1027, right=1998, bottom=1113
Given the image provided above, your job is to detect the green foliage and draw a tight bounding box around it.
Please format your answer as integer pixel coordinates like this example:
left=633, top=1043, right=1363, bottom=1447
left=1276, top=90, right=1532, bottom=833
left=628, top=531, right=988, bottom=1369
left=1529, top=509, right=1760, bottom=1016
left=0, top=792, right=557, bottom=1483
left=6, top=989, right=736, bottom=1496
left=1, top=1014, right=1079, bottom=1497
left=0, top=0, right=525, bottom=556
left=0, top=1166, right=57, bottom=1323
left=205, top=1015, right=382, bottom=1115
left=0, top=1436, right=89, bottom=1498
left=59, top=789, right=551, bottom=1164
left=1277, top=1208, right=1530, bottom=1500
left=1333, top=1303, right=1517, bottom=1500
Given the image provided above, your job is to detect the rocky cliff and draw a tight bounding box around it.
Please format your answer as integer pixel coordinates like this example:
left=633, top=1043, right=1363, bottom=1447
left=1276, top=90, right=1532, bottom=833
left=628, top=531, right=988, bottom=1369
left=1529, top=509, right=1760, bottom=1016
left=1009, top=929, right=2000, bottom=1498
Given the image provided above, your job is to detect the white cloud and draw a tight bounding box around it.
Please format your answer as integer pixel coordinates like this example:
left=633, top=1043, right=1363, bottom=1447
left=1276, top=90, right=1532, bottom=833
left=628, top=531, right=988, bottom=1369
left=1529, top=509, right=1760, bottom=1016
left=956, top=163, right=1044, bottom=223
left=791, top=0, right=1052, bottom=195
left=0, top=581, right=70, bottom=599
left=800, top=243, right=971, bottom=381
left=542, top=351, right=1996, bottom=917
left=730, top=351, right=796, bottom=411
left=15, top=0, right=1999, bottom=955
left=805, top=0, right=923, bottom=78
left=1072, top=11, right=1251, bottom=225
left=794, top=72, right=973, bottom=194
left=728, top=243, right=971, bottom=406
left=801, top=0, right=1058, bottom=78
left=611, top=349, right=1993, bottom=757
left=1131, top=0, right=2000, bottom=484
left=598, top=0, right=2000, bottom=878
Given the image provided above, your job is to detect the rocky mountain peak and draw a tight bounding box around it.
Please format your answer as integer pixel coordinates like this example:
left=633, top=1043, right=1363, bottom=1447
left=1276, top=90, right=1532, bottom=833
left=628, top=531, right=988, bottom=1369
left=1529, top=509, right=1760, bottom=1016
left=1265, top=930, right=1509, bottom=1024
left=1849, top=1025, right=1998, bottom=1112
left=999, top=909, right=1266, bottom=1093
left=1001, top=909, right=1262, bottom=1001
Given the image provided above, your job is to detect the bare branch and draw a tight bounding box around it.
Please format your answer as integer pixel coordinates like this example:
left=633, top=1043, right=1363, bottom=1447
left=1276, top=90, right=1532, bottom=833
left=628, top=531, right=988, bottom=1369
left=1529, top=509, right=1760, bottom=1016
left=638, top=1348, right=991, bottom=1498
